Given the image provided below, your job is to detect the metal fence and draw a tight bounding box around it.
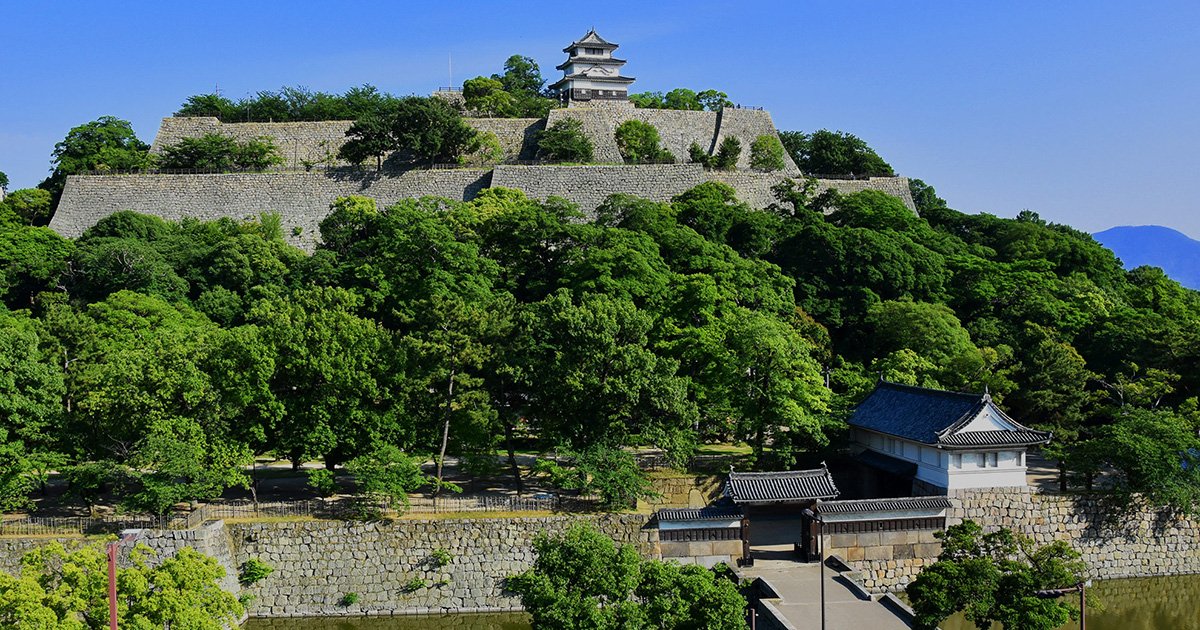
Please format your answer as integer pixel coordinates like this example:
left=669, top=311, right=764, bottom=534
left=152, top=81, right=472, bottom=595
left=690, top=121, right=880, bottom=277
left=200, top=494, right=594, bottom=521
left=0, top=514, right=181, bottom=537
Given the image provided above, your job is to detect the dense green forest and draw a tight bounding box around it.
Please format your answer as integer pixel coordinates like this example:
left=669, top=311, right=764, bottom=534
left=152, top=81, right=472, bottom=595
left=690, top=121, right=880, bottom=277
left=4, top=121, right=1200, bottom=515
left=4, top=177, right=1200, bottom=514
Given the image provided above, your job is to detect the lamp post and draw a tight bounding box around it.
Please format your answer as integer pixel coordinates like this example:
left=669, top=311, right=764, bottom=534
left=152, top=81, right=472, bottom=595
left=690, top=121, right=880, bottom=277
left=107, top=529, right=143, bottom=630
left=801, top=507, right=825, bottom=630
left=1034, top=580, right=1091, bottom=630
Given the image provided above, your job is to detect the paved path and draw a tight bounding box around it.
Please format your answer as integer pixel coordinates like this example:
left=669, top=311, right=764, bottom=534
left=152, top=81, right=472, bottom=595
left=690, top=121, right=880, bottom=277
left=743, top=558, right=913, bottom=630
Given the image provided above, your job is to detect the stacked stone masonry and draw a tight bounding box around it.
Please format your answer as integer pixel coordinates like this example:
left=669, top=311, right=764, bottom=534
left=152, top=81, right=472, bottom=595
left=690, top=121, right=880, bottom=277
left=50, top=167, right=914, bottom=251
left=150, top=107, right=798, bottom=172
left=836, top=488, right=1200, bottom=593
left=226, top=515, right=655, bottom=617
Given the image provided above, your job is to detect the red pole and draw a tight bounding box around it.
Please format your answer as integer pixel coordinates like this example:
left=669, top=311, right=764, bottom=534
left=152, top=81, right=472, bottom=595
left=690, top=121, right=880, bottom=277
left=107, top=542, right=118, bottom=630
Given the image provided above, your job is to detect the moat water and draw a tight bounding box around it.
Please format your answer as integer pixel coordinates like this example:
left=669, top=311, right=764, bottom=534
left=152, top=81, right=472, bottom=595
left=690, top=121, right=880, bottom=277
left=243, top=574, right=1200, bottom=629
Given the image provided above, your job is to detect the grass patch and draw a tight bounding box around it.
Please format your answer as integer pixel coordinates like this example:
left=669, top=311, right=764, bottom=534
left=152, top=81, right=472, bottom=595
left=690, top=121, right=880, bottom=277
left=220, top=515, right=319, bottom=525
left=398, top=510, right=560, bottom=520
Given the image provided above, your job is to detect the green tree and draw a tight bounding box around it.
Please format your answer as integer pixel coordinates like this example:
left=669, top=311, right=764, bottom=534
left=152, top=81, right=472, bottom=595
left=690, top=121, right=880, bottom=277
left=537, top=119, right=594, bottom=162
left=1081, top=408, right=1200, bottom=512
left=174, top=93, right=239, bottom=119
left=713, top=136, right=741, bottom=170
left=906, top=521, right=1086, bottom=630
left=516, top=290, right=697, bottom=455
left=494, top=55, right=546, bottom=95
left=339, top=113, right=395, bottom=170
left=535, top=446, right=656, bottom=510
left=696, top=89, right=732, bottom=111
left=157, top=133, right=284, bottom=171
left=0, top=430, right=35, bottom=513
left=1, top=189, right=54, bottom=226
left=42, top=117, right=152, bottom=203
left=508, top=523, right=745, bottom=630
left=2, top=540, right=242, bottom=629
left=463, top=77, right=517, bottom=118
left=749, top=134, right=786, bottom=171
left=865, top=300, right=985, bottom=388
left=391, top=97, right=478, bottom=165
left=663, top=88, right=702, bottom=111
left=124, top=418, right=252, bottom=516
left=345, top=443, right=429, bottom=514
left=614, top=120, right=673, bottom=164
left=249, top=287, right=404, bottom=467
left=0, top=224, right=73, bottom=309
left=779, top=129, right=895, bottom=177
left=0, top=171, right=8, bottom=191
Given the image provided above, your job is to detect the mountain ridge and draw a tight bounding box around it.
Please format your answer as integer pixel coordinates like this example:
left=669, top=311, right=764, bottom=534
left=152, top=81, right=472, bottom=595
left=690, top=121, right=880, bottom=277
left=1093, top=225, right=1200, bottom=290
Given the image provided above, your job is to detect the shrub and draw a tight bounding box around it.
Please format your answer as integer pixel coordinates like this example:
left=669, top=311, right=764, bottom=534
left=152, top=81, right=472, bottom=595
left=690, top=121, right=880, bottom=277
left=402, top=577, right=429, bottom=592
left=340, top=592, right=360, bottom=606
left=462, top=130, right=505, bottom=166
left=346, top=444, right=429, bottom=516
left=714, top=136, right=741, bottom=170
left=158, top=134, right=284, bottom=171
left=307, top=468, right=336, bottom=496
left=688, top=142, right=713, bottom=168
left=239, top=558, right=273, bottom=585
left=750, top=134, right=786, bottom=171
left=537, top=118, right=593, bottom=162
left=614, top=120, right=674, bottom=164
left=429, top=547, right=453, bottom=568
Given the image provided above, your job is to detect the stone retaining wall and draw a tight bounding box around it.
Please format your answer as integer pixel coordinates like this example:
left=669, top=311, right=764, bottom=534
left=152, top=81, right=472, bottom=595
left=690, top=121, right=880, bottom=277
left=840, top=488, right=1200, bottom=593
left=50, top=166, right=915, bottom=250
left=645, top=474, right=724, bottom=508
left=229, top=514, right=654, bottom=617
left=50, top=170, right=492, bottom=250
left=0, top=515, right=654, bottom=618
left=151, top=118, right=353, bottom=169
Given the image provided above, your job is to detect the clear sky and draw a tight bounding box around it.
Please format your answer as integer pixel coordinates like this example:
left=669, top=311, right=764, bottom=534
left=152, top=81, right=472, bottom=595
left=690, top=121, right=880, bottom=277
left=2, top=1, right=1198, bottom=237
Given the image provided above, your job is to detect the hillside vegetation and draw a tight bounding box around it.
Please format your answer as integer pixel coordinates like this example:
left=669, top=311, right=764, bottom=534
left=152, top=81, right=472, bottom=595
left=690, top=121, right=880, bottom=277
left=2, top=160, right=1200, bottom=513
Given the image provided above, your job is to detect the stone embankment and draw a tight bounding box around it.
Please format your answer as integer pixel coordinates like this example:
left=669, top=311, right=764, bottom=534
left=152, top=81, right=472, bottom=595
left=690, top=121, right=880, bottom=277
left=50, top=167, right=915, bottom=251
left=843, top=488, right=1200, bottom=592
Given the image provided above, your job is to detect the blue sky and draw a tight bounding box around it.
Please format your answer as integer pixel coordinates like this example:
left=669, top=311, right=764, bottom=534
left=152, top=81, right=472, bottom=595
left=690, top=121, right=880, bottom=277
left=2, top=1, right=1198, bottom=237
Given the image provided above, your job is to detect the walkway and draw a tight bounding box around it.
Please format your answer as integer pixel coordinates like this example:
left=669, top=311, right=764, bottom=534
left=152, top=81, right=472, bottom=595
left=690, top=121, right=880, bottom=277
left=742, top=557, right=914, bottom=630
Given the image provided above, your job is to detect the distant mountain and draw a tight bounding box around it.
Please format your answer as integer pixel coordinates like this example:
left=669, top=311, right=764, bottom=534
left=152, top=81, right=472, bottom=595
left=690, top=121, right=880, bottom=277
left=1093, top=225, right=1200, bottom=290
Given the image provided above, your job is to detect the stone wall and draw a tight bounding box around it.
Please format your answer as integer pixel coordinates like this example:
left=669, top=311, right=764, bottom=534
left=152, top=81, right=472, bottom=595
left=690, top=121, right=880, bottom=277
left=645, top=474, right=724, bottom=508
left=227, top=514, right=655, bottom=617
left=840, top=488, right=1200, bottom=593
left=465, top=118, right=544, bottom=161
left=151, top=118, right=354, bottom=169
left=153, top=104, right=798, bottom=173
left=50, top=167, right=915, bottom=250
left=705, top=172, right=915, bottom=212
left=490, top=163, right=708, bottom=213
left=50, top=170, right=492, bottom=250
left=710, top=108, right=800, bottom=171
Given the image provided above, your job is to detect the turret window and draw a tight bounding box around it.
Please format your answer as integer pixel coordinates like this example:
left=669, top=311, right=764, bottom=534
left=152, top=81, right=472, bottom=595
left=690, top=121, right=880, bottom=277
left=586, top=47, right=603, bottom=55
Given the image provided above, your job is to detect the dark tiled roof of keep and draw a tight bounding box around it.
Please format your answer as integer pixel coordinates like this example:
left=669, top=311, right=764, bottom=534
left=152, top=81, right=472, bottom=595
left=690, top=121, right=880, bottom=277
left=656, top=505, right=744, bottom=522
left=726, top=469, right=839, bottom=504
left=848, top=381, right=1050, bottom=447
left=816, top=496, right=953, bottom=515
left=564, top=29, right=619, bottom=52
left=937, top=429, right=1050, bottom=448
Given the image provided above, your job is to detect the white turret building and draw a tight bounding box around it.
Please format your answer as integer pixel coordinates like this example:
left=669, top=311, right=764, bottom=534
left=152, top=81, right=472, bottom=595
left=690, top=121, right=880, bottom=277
left=848, top=381, right=1052, bottom=493
left=549, top=29, right=636, bottom=106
